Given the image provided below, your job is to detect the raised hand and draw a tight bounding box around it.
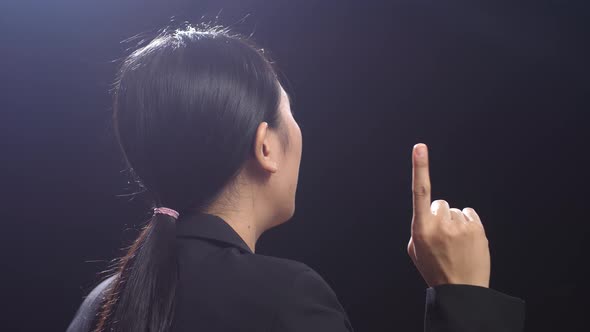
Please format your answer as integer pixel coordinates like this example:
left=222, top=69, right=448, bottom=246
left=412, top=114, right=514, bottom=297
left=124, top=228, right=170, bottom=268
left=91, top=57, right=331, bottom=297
left=407, top=143, right=491, bottom=288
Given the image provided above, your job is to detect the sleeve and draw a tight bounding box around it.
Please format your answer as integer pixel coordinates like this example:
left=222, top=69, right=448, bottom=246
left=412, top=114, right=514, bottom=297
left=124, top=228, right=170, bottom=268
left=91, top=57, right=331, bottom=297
left=66, top=275, right=116, bottom=332
left=424, top=284, right=525, bottom=332
left=270, top=268, right=354, bottom=332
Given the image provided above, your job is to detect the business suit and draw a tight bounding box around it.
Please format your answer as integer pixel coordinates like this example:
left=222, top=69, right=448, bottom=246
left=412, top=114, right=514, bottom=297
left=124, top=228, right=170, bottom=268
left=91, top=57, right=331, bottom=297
left=67, top=213, right=525, bottom=332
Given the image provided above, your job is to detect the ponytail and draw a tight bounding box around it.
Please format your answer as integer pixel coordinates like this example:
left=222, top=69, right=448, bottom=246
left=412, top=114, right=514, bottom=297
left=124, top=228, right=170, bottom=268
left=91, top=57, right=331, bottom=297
left=94, top=209, right=178, bottom=332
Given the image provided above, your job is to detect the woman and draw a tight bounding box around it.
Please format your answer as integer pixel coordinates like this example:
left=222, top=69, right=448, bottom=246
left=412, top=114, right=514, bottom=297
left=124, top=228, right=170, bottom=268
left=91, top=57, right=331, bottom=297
left=67, top=24, right=525, bottom=332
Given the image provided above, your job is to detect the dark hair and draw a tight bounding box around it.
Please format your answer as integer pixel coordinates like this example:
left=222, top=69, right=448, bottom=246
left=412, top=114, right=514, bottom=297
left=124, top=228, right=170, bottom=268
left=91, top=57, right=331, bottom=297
left=94, top=24, right=287, bottom=332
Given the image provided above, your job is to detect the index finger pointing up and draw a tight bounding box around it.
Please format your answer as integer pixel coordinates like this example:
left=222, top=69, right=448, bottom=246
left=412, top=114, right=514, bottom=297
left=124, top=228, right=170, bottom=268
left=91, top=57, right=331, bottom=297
left=412, top=143, right=432, bottom=220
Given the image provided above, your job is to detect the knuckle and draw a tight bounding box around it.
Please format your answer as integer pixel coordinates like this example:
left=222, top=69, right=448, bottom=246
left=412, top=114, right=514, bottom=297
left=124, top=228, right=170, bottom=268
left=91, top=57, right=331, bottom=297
left=449, top=208, right=461, bottom=213
left=431, top=201, right=450, bottom=219
left=432, top=199, right=449, bottom=207
left=413, top=184, right=431, bottom=197
left=463, top=207, right=481, bottom=221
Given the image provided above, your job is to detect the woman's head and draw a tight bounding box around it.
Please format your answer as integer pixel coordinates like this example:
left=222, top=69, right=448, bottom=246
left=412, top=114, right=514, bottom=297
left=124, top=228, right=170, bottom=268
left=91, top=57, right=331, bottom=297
left=96, top=24, right=301, bottom=332
left=114, top=24, right=301, bottom=227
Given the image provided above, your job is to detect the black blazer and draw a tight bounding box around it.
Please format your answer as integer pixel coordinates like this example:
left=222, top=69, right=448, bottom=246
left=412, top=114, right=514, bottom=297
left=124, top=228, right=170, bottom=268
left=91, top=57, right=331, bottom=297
left=67, top=213, right=525, bottom=332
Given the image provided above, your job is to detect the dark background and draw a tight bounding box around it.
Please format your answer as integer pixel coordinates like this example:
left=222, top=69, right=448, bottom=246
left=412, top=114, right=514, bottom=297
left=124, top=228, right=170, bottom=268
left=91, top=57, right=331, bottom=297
left=1, top=0, right=588, bottom=331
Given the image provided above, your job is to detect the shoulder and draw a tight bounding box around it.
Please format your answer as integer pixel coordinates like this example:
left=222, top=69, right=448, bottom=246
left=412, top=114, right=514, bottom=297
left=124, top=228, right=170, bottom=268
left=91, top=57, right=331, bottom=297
left=66, top=275, right=116, bottom=332
left=234, top=254, right=341, bottom=304
left=239, top=255, right=353, bottom=331
left=215, top=250, right=315, bottom=285
left=281, top=266, right=345, bottom=313
left=240, top=253, right=341, bottom=293
left=265, top=261, right=353, bottom=332
left=246, top=253, right=313, bottom=274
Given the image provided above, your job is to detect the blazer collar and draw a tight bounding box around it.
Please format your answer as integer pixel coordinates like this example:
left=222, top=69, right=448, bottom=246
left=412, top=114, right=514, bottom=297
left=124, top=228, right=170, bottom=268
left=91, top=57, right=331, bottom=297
left=176, top=212, right=253, bottom=254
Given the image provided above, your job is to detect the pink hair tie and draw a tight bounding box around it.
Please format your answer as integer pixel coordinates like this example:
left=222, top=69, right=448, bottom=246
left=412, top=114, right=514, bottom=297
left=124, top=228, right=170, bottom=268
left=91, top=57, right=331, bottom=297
left=153, top=207, right=180, bottom=220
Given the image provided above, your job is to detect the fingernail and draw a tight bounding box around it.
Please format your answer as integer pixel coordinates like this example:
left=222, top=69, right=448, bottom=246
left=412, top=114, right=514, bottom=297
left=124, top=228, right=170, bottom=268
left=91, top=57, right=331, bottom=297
left=414, top=144, right=426, bottom=157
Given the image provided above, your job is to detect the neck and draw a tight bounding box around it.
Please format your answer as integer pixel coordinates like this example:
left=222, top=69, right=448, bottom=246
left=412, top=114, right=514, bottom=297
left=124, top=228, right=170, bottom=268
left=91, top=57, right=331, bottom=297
left=203, top=176, right=279, bottom=253
left=213, top=211, right=261, bottom=253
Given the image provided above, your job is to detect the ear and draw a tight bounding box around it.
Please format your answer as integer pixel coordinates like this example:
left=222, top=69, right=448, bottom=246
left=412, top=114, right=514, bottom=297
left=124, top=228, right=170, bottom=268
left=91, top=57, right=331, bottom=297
left=253, top=122, right=279, bottom=173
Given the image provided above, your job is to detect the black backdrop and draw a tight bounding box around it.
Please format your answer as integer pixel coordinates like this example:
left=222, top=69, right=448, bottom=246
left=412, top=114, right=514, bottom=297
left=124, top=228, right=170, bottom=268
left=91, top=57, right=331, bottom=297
left=1, top=0, right=588, bottom=331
